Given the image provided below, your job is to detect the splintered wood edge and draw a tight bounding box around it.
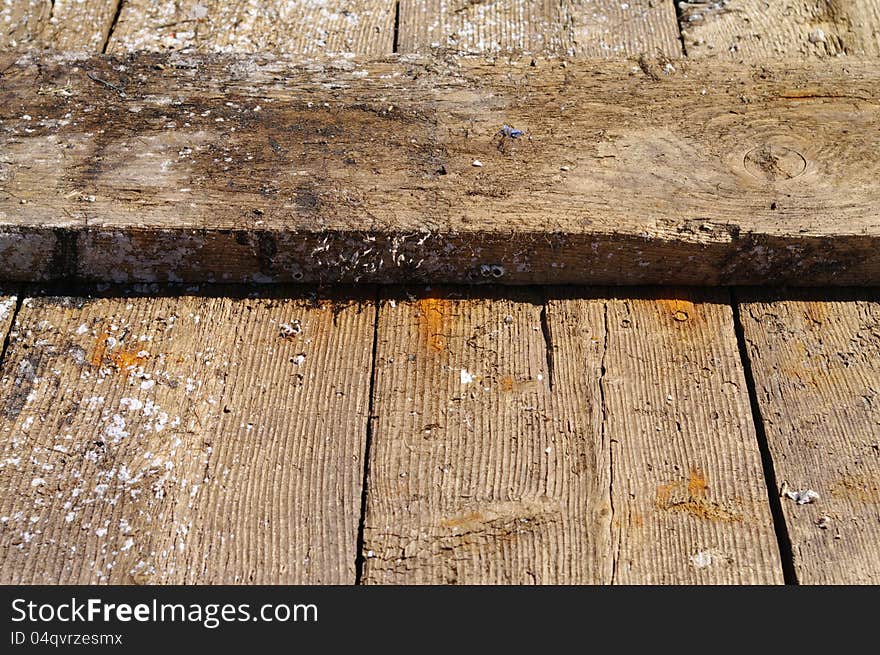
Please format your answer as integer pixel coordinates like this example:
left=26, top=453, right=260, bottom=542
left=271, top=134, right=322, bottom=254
left=1, top=52, right=879, bottom=286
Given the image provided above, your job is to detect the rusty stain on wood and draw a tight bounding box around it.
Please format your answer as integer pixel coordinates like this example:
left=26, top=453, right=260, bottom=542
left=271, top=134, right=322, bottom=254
left=361, top=286, right=783, bottom=583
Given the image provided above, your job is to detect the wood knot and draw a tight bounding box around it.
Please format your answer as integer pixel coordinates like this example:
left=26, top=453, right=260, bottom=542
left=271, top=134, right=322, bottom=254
left=743, top=145, right=806, bottom=181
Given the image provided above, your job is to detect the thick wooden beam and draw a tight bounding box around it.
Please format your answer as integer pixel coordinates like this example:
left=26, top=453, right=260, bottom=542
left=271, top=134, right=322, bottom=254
left=1, top=52, right=879, bottom=285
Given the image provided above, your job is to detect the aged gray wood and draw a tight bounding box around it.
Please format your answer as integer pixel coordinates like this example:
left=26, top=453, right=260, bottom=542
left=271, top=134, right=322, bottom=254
left=679, top=0, right=880, bottom=59
left=738, top=289, right=880, bottom=584
left=0, top=290, right=16, bottom=343
left=108, top=0, right=397, bottom=56
left=361, top=287, right=613, bottom=583
left=592, top=288, right=783, bottom=583
left=398, top=0, right=682, bottom=56
left=0, top=289, right=375, bottom=583
left=361, top=287, right=783, bottom=583
left=1, top=53, right=878, bottom=286
left=0, top=0, right=121, bottom=51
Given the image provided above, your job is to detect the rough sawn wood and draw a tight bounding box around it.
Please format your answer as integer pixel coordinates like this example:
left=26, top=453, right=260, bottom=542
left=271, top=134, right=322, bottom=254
left=1, top=53, right=879, bottom=285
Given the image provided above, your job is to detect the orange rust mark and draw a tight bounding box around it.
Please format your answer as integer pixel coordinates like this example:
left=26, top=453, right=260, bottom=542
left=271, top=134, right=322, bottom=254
left=440, top=511, right=484, bottom=529
left=494, top=374, right=537, bottom=394
left=658, top=299, right=695, bottom=323
left=418, top=297, right=450, bottom=352
left=89, top=331, right=149, bottom=375
left=89, top=331, right=111, bottom=367
left=688, top=468, right=709, bottom=499
left=656, top=482, right=675, bottom=508
left=109, top=348, right=149, bottom=373
left=655, top=469, right=742, bottom=523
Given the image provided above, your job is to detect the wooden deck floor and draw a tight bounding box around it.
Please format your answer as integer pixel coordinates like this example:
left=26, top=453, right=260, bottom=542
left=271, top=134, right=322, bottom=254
left=0, top=284, right=878, bottom=584
left=1, top=1, right=879, bottom=584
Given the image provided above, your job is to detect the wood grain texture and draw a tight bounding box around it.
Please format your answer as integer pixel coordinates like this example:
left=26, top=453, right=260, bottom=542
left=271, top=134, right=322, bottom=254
left=0, top=291, right=16, bottom=342
left=592, top=288, right=782, bottom=583
left=398, top=0, right=682, bottom=56
left=108, top=0, right=396, bottom=55
left=361, top=287, right=783, bottom=583
left=738, top=289, right=880, bottom=584
left=361, top=287, right=613, bottom=584
left=0, top=0, right=120, bottom=51
left=2, top=53, right=879, bottom=286
left=679, top=0, right=880, bottom=59
left=0, top=288, right=375, bottom=583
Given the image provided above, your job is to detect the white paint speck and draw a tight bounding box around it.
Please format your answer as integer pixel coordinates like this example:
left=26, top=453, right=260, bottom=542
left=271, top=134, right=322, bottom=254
left=120, top=397, right=143, bottom=411
left=784, top=488, right=820, bottom=505
left=690, top=550, right=714, bottom=568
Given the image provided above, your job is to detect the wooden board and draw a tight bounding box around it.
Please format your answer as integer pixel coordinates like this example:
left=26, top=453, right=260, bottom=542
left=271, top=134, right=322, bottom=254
left=0, top=0, right=120, bottom=52
left=592, top=288, right=783, bottom=583
left=361, top=287, right=612, bottom=583
left=360, top=287, right=783, bottom=583
left=398, top=0, right=682, bottom=56
left=679, top=0, right=880, bottom=59
left=2, top=53, right=879, bottom=286
left=0, top=290, right=16, bottom=341
left=108, top=1, right=396, bottom=56
left=737, top=289, right=880, bottom=584
left=0, top=288, right=375, bottom=583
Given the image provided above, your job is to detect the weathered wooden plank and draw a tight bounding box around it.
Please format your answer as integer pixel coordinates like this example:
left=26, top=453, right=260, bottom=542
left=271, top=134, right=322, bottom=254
left=361, top=287, right=783, bottom=583
left=108, top=0, right=396, bottom=56
left=738, top=289, right=880, bottom=584
left=399, top=0, right=682, bottom=56
left=0, top=0, right=49, bottom=50
left=0, top=288, right=375, bottom=583
left=1, top=53, right=879, bottom=286
left=590, top=288, right=783, bottom=583
left=361, top=287, right=613, bottom=583
left=0, top=290, right=16, bottom=343
left=0, top=0, right=120, bottom=51
left=679, top=0, right=880, bottom=59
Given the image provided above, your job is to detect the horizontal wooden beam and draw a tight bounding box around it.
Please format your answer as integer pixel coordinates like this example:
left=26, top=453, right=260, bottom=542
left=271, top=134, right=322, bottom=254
left=1, top=53, right=878, bottom=285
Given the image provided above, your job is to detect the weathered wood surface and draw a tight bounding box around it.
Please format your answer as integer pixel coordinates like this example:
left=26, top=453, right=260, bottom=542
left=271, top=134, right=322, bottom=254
left=0, top=0, right=120, bottom=51
left=361, top=287, right=611, bottom=583
left=108, top=1, right=397, bottom=56
left=679, top=0, right=880, bottom=59
left=2, top=53, right=879, bottom=286
left=0, top=290, right=15, bottom=340
left=0, top=288, right=375, bottom=583
left=361, top=287, right=783, bottom=583
left=398, top=0, right=681, bottom=56
left=594, top=288, right=783, bottom=583
left=738, top=289, right=880, bottom=584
